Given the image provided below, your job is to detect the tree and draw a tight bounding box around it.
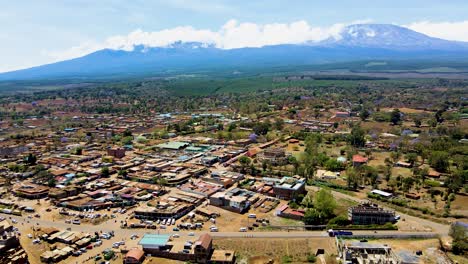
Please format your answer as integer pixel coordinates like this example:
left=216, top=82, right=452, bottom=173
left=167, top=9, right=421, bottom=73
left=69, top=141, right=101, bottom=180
left=362, top=165, right=378, bottom=186
left=347, top=125, right=365, bottom=147
left=360, top=108, right=370, bottom=121
left=239, top=156, right=251, bottom=173
left=435, top=109, right=445, bottom=123
left=303, top=208, right=324, bottom=225
left=346, top=167, right=360, bottom=190
left=301, top=194, right=314, bottom=208
left=429, top=151, right=450, bottom=172
left=445, top=169, right=466, bottom=194
left=118, top=169, right=128, bottom=178
left=48, top=177, right=56, bottom=187
left=122, top=129, right=132, bottom=137
left=390, top=151, right=401, bottom=163
left=449, top=223, right=468, bottom=255
left=390, top=108, right=401, bottom=125
left=24, top=153, right=37, bottom=165
left=328, top=215, right=351, bottom=226
left=227, top=123, right=237, bottom=132
left=253, top=122, right=270, bottom=135
left=101, top=166, right=110, bottom=177
left=313, top=189, right=336, bottom=218
left=414, top=118, right=422, bottom=128
left=405, top=153, right=418, bottom=166
left=274, top=118, right=284, bottom=130
left=324, top=159, right=343, bottom=172
left=153, top=176, right=168, bottom=192
left=239, top=156, right=251, bottom=166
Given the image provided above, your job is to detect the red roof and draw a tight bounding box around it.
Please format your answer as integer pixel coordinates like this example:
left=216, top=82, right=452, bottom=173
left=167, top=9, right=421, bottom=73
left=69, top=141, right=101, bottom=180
left=352, top=155, right=368, bottom=163
left=195, top=234, right=212, bottom=250
left=277, top=204, right=288, bottom=212
left=126, top=248, right=144, bottom=260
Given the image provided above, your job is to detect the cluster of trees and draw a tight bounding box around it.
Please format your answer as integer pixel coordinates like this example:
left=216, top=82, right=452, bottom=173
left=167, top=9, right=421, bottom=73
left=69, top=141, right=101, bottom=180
left=449, top=223, right=468, bottom=255
left=302, top=189, right=337, bottom=225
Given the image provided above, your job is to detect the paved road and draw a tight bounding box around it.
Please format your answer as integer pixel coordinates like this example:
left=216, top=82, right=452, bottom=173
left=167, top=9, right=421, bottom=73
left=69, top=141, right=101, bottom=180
left=306, top=186, right=450, bottom=236
left=2, top=212, right=438, bottom=239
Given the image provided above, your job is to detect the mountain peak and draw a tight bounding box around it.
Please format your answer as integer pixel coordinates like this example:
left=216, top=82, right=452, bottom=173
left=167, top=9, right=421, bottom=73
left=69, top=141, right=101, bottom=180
left=320, top=23, right=466, bottom=50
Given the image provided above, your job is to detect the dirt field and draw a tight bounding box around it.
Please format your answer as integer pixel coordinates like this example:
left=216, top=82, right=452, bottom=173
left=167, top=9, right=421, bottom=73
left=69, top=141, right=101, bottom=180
left=213, top=237, right=336, bottom=264
left=345, top=238, right=454, bottom=264
left=143, top=257, right=184, bottom=264
left=451, top=194, right=468, bottom=217
left=381, top=107, right=432, bottom=114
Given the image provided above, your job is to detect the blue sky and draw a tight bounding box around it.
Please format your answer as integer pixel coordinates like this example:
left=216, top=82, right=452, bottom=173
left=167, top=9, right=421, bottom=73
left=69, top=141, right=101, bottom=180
left=1, top=0, right=468, bottom=72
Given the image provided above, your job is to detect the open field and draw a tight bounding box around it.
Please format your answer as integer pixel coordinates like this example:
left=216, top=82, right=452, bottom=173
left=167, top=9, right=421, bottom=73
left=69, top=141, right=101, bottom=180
left=213, top=237, right=336, bottom=264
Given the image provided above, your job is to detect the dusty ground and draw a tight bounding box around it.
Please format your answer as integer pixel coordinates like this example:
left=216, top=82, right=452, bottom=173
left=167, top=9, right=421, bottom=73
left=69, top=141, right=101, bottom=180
left=451, top=194, right=468, bottom=217
left=143, top=257, right=184, bottom=264
left=345, top=238, right=455, bottom=264
left=213, top=237, right=336, bottom=264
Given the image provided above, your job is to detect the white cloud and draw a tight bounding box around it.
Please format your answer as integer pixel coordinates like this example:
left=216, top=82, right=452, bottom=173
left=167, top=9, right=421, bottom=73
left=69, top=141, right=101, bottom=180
left=405, top=21, right=468, bottom=42
left=45, top=20, right=356, bottom=62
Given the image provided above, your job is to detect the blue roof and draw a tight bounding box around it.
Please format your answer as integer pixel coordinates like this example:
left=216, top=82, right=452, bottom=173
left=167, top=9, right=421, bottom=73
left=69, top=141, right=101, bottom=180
left=138, top=234, right=170, bottom=246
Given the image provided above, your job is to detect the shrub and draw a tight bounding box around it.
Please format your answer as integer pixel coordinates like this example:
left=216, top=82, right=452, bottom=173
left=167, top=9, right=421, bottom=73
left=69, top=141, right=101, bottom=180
left=307, top=254, right=317, bottom=263
left=281, top=255, right=293, bottom=263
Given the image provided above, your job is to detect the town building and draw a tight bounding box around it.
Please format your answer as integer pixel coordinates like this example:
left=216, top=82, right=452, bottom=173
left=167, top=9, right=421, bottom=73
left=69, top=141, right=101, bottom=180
left=138, top=233, right=216, bottom=263
left=352, top=155, right=368, bottom=167
left=0, top=219, right=20, bottom=255
left=13, top=183, right=49, bottom=199
left=124, top=248, right=145, bottom=264
left=257, top=148, right=289, bottom=165
left=348, top=203, right=395, bottom=225
left=209, top=188, right=259, bottom=213
left=107, top=147, right=126, bottom=158
left=268, top=176, right=306, bottom=200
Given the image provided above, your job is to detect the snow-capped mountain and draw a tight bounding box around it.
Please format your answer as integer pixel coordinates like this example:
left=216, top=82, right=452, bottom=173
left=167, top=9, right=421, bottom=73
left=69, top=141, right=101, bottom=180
left=1, top=24, right=468, bottom=80
left=317, top=24, right=468, bottom=50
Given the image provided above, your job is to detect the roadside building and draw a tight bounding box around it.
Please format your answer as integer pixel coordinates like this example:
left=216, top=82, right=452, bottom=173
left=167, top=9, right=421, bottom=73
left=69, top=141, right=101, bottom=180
left=194, top=234, right=213, bottom=263
left=275, top=204, right=305, bottom=220
left=348, top=203, right=395, bottom=225
left=124, top=248, right=145, bottom=264
left=139, top=234, right=171, bottom=253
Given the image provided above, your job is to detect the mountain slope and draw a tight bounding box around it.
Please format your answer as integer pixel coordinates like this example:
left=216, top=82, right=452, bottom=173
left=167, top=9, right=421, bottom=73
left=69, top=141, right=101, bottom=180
left=2, top=24, right=468, bottom=80
left=317, top=24, right=468, bottom=50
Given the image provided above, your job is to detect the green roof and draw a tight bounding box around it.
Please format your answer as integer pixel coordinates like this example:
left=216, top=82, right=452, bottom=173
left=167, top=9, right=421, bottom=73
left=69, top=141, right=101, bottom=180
left=186, top=146, right=203, bottom=151
left=156, top=141, right=189, bottom=150
left=138, top=234, right=171, bottom=246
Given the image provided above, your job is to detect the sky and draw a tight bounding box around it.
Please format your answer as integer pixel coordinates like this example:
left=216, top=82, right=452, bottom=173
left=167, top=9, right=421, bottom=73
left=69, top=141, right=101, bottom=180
left=1, top=0, right=468, bottom=72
